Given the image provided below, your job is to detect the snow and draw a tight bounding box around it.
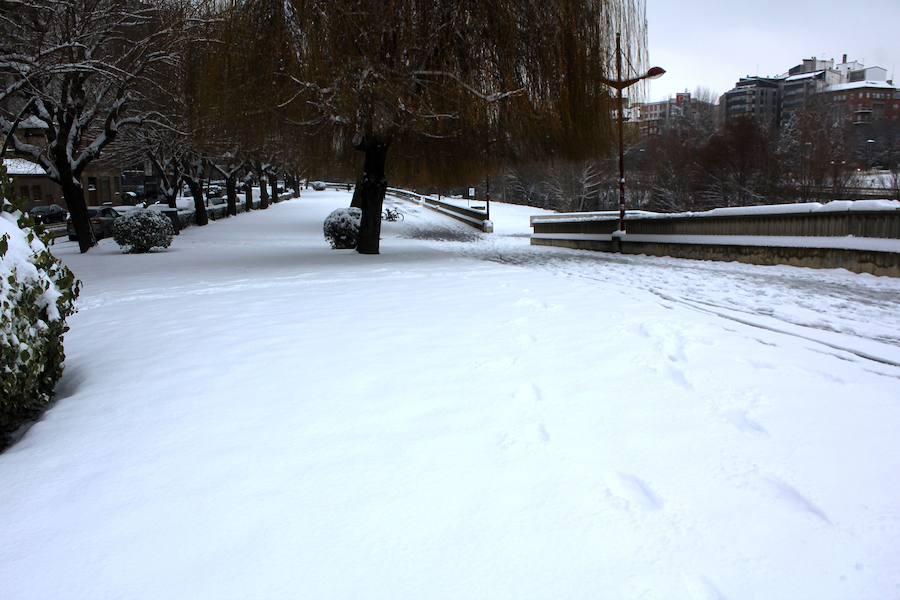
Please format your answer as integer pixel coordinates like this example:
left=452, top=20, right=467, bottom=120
left=3, top=157, right=47, bottom=177
left=531, top=200, right=900, bottom=225
left=826, top=80, right=897, bottom=93
left=0, top=202, right=65, bottom=371
left=2, top=191, right=900, bottom=599
left=1, top=208, right=42, bottom=292
left=785, top=70, right=823, bottom=82
left=19, top=115, right=49, bottom=130
left=533, top=232, right=900, bottom=253
left=853, top=171, right=899, bottom=189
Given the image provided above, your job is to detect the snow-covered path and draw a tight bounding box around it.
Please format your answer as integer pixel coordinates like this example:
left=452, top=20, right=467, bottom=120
left=2, top=191, right=899, bottom=599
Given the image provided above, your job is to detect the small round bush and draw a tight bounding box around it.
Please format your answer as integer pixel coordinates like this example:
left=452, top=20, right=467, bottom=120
left=1, top=199, right=80, bottom=449
left=323, top=207, right=362, bottom=249
left=113, top=209, right=174, bottom=253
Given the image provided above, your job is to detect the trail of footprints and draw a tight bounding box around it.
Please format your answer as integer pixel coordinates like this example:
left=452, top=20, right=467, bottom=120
left=501, top=298, right=832, bottom=532
left=498, top=382, right=551, bottom=451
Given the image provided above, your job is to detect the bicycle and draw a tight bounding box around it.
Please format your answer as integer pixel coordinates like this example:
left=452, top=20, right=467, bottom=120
left=381, top=207, right=404, bottom=222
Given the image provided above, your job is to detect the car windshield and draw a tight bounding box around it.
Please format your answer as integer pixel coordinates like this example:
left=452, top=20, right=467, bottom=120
left=86, top=208, right=100, bottom=217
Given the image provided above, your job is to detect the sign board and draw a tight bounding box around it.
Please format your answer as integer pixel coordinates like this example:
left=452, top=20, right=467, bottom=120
left=468, top=187, right=476, bottom=198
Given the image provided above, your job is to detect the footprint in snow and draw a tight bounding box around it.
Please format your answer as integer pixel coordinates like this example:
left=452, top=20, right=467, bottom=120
left=606, top=473, right=664, bottom=511
left=639, top=321, right=688, bottom=362
left=684, top=575, right=727, bottom=600
left=722, top=409, right=769, bottom=437
left=765, top=476, right=831, bottom=524
left=498, top=423, right=550, bottom=450
left=666, top=364, right=694, bottom=391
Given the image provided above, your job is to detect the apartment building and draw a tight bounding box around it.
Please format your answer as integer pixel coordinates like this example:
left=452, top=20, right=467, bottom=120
left=633, top=92, right=715, bottom=137
left=720, top=77, right=782, bottom=128
left=721, top=55, right=896, bottom=129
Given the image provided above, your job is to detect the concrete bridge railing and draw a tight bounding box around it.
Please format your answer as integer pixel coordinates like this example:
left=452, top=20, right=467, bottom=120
left=319, top=182, right=493, bottom=232
left=530, top=200, right=900, bottom=277
left=387, top=188, right=493, bottom=232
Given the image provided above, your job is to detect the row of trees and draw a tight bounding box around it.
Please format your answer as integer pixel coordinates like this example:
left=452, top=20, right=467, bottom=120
left=2, top=0, right=649, bottom=253
left=503, top=94, right=899, bottom=214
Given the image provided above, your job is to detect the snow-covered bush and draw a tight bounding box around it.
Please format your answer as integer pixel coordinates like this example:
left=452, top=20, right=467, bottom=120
left=323, top=207, right=362, bottom=249
left=112, top=209, right=174, bottom=253
left=1, top=199, right=80, bottom=448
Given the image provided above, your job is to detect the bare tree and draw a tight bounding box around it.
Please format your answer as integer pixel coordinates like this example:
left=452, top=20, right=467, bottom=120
left=0, top=0, right=193, bottom=252
left=210, top=149, right=246, bottom=216
left=271, top=0, right=643, bottom=253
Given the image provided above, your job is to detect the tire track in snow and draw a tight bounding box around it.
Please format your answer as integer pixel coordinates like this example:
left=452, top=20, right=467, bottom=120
left=466, top=244, right=900, bottom=372
left=648, top=290, right=900, bottom=370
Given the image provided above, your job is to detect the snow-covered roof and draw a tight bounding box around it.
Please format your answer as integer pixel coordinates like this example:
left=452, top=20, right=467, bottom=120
left=826, top=80, right=897, bottom=93
left=2, top=158, right=47, bottom=177
left=785, top=70, right=823, bottom=82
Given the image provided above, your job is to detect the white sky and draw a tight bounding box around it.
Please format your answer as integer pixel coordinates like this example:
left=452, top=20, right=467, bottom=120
left=644, top=0, right=900, bottom=102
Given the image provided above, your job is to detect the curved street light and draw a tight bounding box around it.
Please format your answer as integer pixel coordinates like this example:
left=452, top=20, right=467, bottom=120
left=600, top=33, right=665, bottom=234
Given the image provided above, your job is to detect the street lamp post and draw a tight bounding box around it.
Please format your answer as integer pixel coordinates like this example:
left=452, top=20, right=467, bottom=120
left=866, top=139, right=875, bottom=170
left=599, top=33, right=665, bottom=233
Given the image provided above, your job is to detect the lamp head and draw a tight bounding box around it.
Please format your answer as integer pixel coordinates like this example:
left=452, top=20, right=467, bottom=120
left=645, top=67, right=666, bottom=80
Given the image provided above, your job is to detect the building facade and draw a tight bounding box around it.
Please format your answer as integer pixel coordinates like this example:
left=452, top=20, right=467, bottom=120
left=721, top=55, right=896, bottom=131
left=721, top=77, right=782, bottom=128
left=633, top=92, right=716, bottom=137
left=4, top=117, right=124, bottom=208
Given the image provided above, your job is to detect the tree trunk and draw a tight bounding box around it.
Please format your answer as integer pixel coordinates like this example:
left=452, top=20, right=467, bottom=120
left=61, top=177, right=95, bottom=253
left=258, top=175, right=270, bottom=209
left=225, top=175, right=238, bottom=216
left=270, top=176, right=279, bottom=203
left=356, top=140, right=389, bottom=255
left=185, top=177, right=208, bottom=226
left=293, top=175, right=300, bottom=196
left=350, top=176, right=364, bottom=208
left=244, top=182, right=253, bottom=211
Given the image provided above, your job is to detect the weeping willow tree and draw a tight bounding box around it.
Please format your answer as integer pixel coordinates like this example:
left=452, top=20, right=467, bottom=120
left=256, top=0, right=646, bottom=253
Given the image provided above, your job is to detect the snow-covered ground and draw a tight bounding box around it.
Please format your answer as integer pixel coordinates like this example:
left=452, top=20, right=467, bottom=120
left=2, top=190, right=900, bottom=599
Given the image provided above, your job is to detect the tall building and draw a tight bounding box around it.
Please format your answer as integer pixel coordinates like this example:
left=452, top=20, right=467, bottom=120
left=721, top=77, right=782, bottom=128
left=721, top=55, right=895, bottom=129
left=780, top=57, right=844, bottom=122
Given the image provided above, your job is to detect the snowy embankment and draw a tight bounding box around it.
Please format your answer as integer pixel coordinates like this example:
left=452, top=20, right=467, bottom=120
left=1, top=191, right=899, bottom=599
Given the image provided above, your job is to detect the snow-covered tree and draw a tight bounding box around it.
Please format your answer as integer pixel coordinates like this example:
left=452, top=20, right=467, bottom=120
left=210, top=150, right=246, bottom=217
left=0, top=0, right=194, bottom=252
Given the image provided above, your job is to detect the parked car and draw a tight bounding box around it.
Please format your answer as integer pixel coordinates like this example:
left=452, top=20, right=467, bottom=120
left=28, top=204, right=68, bottom=224
left=311, top=181, right=327, bottom=191
left=111, top=205, right=142, bottom=216
left=67, top=206, right=121, bottom=241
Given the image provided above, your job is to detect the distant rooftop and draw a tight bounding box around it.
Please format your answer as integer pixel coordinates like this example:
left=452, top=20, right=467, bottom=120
left=826, top=80, right=896, bottom=93
left=785, top=70, right=824, bottom=82
left=2, top=157, right=47, bottom=177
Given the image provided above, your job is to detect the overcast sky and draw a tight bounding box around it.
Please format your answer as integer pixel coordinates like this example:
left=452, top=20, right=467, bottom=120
left=644, top=0, right=900, bottom=102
